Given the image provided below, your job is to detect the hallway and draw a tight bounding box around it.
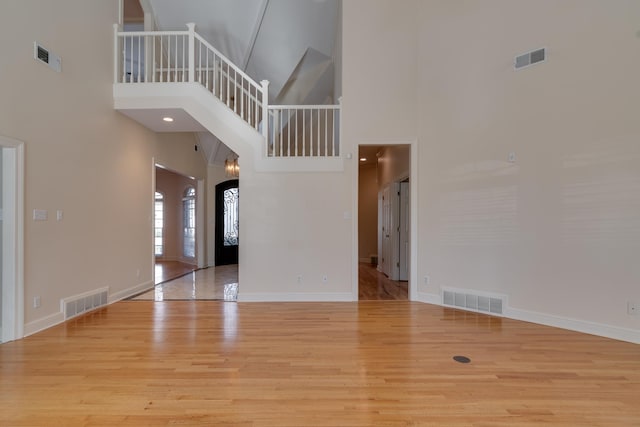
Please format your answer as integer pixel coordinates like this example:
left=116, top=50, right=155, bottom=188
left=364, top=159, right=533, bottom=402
left=358, top=262, right=408, bottom=300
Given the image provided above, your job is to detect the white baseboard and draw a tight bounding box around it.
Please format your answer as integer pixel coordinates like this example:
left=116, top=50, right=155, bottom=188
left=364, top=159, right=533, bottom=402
left=24, top=280, right=154, bottom=338
left=109, top=280, right=154, bottom=303
left=415, top=292, right=440, bottom=305
left=416, top=291, right=639, bottom=344
left=238, top=292, right=355, bottom=302
left=505, top=307, right=640, bottom=345
left=24, top=311, right=64, bottom=337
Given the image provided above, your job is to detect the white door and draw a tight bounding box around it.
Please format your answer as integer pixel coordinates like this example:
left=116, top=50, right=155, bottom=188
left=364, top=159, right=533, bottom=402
left=399, top=181, right=410, bottom=281
left=380, top=186, right=391, bottom=276
left=380, top=183, right=401, bottom=280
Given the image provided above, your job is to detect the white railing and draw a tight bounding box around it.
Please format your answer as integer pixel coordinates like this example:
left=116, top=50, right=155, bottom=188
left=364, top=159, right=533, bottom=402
left=114, top=23, right=340, bottom=159
left=267, top=104, right=341, bottom=157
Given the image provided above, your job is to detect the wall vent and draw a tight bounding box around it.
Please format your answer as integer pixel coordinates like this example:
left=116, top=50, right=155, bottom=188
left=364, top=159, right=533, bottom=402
left=442, top=288, right=505, bottom=316
left=33, top=42, right=62, bottom=72
left=62, top=287, right=108, bottom=320
left=514, top=48, right=546, bottom=70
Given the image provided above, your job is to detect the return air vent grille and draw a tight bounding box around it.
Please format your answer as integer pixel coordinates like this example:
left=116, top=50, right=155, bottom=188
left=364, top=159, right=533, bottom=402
left=514, top=48, right=546, bottom=70
left=62, top=287, right=108, bottom=320
left=37, top=46, right=49, bottom=63
left=33, top=42, right=62, bottom=72
left=442, top=288, right=505, bottom=316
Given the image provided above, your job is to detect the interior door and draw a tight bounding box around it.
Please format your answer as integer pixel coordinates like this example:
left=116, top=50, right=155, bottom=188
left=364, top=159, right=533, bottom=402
left=399, top=181, right=409, bottom=281
left=380, top=186, right=391, bottom=276
left=215, top=179, right=239, bottom=266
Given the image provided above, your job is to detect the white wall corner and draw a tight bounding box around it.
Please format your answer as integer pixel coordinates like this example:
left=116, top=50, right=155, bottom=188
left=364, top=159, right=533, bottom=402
left=24, top=312, right=65, bottom=337
left=416, top=292, right=440, bottom=305
left=109, top=280, right=154, bottom=303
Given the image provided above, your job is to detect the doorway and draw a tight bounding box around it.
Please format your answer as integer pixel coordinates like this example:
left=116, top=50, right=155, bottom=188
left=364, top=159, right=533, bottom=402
left=215, top=179, right=239, bottom=266
left=1, top=137, right=24, bottom=343
left=154, top=166, right=199, bottom=284
left=357, top=144, right=414, bottom=301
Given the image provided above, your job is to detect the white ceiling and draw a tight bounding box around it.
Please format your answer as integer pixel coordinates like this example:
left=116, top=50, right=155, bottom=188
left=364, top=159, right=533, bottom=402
left=148, top=0, right=339, bottom=100
left=131, top=0, right=340, bottom=166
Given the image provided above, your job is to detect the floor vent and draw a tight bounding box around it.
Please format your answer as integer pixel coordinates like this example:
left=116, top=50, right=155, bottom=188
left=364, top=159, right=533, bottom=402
left=62, top=287, right=108, bottom=320
left=442, top=288, right=505, bottom=316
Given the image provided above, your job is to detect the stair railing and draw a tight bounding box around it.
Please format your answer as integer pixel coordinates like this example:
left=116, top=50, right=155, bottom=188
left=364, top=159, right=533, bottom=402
left=114, top=23, right=340, bottom=159
left=267, top=103, right=341, bottom=157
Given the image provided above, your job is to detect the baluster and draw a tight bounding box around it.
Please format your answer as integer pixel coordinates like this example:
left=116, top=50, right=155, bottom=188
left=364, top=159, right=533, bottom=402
left=205, top=48, right=209, bottom=89
left=128, top=36, right=133, bottom=82
left=241, top=78, right=245, bottom=120
left=295, top=109, right=299, bottom=156
left=137, top=35, right=141, bottom=82
left=316, top=108, right=321, bottom=156
left=113, top=25, right=119, bottom=83
left=226, top=64, right=230, bottom=107
left=182, top=34, right=186, bottom=82
left=278, top=110, right=282, bottom=157
left=121, top=35, right=126, bottom=83
left=174, top=35, right=178, bottom=82
left=324, top=109, right=328, bottom=156
left=159, top=36, right=163, bottom=82
left=151, top=36, right=156, bottom=82
left=303, top=109, right=306, bottom=157
left=187, top=23, right=195, bottom=83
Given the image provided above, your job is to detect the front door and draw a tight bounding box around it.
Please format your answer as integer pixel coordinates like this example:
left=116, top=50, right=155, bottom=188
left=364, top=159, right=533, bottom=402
left=215, top=179, right=239, bottom=266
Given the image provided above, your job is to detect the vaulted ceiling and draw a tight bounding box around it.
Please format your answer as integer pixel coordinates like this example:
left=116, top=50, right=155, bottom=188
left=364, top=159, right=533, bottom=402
left=136, top=0, right=341, bottom=166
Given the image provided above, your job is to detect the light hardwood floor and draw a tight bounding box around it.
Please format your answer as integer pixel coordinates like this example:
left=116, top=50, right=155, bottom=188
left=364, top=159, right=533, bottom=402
left=358, top=262, right=408, bottom=300
left=1, top=301, right=638, bottom=426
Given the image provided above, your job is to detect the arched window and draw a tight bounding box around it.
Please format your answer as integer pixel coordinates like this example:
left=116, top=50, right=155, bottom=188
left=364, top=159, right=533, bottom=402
left=183, top=187, right=196, bottom=258
left=154, top=191, right=164, bottom=256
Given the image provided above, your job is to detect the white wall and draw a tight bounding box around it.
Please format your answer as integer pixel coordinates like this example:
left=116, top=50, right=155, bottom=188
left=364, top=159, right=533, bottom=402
left=237, top=159, right=354, bottom=301
left=0, top=0, right=204, bottom=335
left=344, top=0, right=640, bottom=342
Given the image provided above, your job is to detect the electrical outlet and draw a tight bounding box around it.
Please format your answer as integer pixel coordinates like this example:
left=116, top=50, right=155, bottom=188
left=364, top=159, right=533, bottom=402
left=628, top=301, right=638, bottom=315
left=297, top=275, right=303, bottom=284
left=322, top=275, right=328, bottom=283
left=424, top=276, right=430, bottom=285
left=33, top=296, right=41, bottom=308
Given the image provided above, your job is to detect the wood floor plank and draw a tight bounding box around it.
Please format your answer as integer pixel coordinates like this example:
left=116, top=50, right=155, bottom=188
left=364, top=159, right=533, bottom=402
left=1, top=301, right=639, bottom=426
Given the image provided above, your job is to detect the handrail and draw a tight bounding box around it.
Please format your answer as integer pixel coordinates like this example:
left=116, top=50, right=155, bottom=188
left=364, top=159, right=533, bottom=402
left=193, top=33, right=260, bottom=93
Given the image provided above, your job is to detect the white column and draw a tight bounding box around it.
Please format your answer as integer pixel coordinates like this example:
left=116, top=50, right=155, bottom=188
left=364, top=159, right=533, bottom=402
left=261, top=79, right=270, bottom=143
left=187, top=23, right=196, bottom=83
left=113, top=23, right=120, bottom=83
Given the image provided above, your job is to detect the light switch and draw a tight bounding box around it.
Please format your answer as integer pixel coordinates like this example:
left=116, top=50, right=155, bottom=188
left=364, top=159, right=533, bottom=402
left=57, top=210, right=64, bottom=221
left=33, top=209, right=47, bottom=221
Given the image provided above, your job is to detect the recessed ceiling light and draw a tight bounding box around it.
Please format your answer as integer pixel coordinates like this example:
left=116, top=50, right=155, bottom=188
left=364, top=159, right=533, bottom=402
left=360, top=157, right=367, bottom=162
left=162, top=117, right=174, bottom=122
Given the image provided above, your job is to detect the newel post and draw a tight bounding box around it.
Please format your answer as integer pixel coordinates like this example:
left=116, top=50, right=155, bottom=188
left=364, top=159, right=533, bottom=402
left=261, top=80, right=270, bottom=141
left=113, top=23, right=120, bottom=83
left=187, top=23, right=196, bottom=83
